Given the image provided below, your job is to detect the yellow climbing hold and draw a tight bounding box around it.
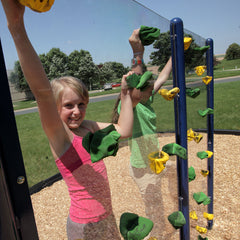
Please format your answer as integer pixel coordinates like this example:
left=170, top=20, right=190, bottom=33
left=184, top=37, right=192, bottom=50
left=18, top=0, right=55, bottom=12
left=202, top=76, right=213, bottom=85
left=203, top=212, right=214, bottom=221
left=148, top=151, right=169, bottom=174
left=158, top=87, right=180, bottom=101
left=201, top=170, right=209, bottom=177
left=189, top=211, right=198, bottom=220
left=194, top=66, right=206, bottom=76
left=148, top=238, right=158, bottom=240
left=196, top=225, right=208, bottom=234
left=187, top=128, right=203, bottom=143
left=206, top=151, right=213, bottom=158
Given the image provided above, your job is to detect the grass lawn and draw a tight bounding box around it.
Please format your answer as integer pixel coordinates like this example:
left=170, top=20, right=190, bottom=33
left=15, top=80, right=240, bottom=187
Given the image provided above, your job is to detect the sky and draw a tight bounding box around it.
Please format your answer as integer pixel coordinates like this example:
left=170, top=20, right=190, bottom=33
left=136, top=0, right=240, bottom=55
left=0, top=0, right=239, bottom=70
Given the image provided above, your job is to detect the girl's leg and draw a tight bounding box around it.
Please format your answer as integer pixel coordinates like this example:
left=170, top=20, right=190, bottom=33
left=67, top=214, right=121, bottom=240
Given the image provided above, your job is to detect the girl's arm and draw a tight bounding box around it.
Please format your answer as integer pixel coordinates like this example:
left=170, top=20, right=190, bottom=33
left=1, top=0, right=71, bottom=157
left=153, top=57, right=172, bottom=94
left=93, top=71, right=134, bottom=139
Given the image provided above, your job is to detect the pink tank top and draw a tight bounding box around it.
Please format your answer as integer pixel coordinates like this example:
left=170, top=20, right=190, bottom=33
left=55, top=134, right=113, bottom=224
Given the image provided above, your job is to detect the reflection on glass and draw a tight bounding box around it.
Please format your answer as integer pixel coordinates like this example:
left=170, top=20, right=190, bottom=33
left=0, top=0, right=206, bottom=239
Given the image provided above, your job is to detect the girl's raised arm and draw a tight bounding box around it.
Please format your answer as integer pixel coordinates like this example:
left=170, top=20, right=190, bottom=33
left=1, top=0, right=70, bottom=156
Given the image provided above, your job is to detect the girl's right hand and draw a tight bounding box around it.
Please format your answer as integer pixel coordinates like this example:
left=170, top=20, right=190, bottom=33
left=1, top=0, right=25, bottom=27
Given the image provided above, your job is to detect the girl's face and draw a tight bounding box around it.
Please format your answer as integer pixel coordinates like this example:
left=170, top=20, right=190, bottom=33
left=58, top=87, right=87, bottom=129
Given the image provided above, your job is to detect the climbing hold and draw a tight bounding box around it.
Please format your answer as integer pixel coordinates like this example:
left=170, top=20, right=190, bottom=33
left=188, top=166, right=196, bottom=182
left=193, top=192, right=211, bottom=205
left=187, top=129, right=203, bottom=143
left=202, top=76, right=212, bottom=85
left=198, top=108, right=214, bottom=117
left=139, top=25, right=160, bottom=46
left=189, top=210, right=198, bottom=220
left=18, top=0, right=55, bottom=12
left=201, top=170, right=209, bottom=177
left=162, top=143, right=187, bottom=160
left=198, top=235, right=208, bottom=240
left=186, top=87, right=200, bottom=98
left=203, top=212, right=214, bottom=221
left=197, top=151, right=213, bottom=159
left=119, top=212, right=154, bottom=240
left=127, top=71, right=153, bottom=90
left=168, top=211, right=186, bottom=229
left=158, top=87, right=180, bottom=101
left=194, top=66, right=206, bottom=76
left=194, top=45, right=210, bottom=54
left=196, top=225, right=208, bottom=234
left=184, top=37, right=192, bottom=50
left=148, top=238, right=158, bottom=240
left=148, top=151, right=169, bottom=174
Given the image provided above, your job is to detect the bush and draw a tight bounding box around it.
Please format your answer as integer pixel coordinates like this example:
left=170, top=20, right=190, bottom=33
left=225, top=43, right=240, bottom=60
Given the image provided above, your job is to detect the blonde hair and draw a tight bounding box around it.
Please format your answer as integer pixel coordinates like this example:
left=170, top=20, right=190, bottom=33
left=50, top=76, right=89, bottom=106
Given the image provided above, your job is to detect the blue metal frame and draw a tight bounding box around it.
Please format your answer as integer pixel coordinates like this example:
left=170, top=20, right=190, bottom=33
left=206, top=38, right=214, bottom=229
left=170, top=17, right=190, bottom=240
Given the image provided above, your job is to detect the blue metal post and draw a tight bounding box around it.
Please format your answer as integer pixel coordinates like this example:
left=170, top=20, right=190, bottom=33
left=170, top=18, right=190, bottom=240
left=206, top=38, right=214, bottom=229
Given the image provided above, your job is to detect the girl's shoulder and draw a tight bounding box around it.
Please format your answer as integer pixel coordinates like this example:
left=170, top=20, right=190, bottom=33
left=81, top=120, right=97, bottom=133
left=81, top=120, right=112, bottom=133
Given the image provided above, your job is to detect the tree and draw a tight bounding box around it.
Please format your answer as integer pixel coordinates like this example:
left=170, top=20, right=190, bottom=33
left=9, top=61, right=35, bottom=100
left=149, top=31, right=205, bottom=72
left=68, top=50, right=100, bottom=90
left=99, top=62, right=115, bottom=82
left=225, top=43, right=240, bottom=60
left=45, top=48, right=69, bottom=79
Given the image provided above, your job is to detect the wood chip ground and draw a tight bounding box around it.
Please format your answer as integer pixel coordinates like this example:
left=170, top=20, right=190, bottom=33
left=31, top=133, right=240, bottom=240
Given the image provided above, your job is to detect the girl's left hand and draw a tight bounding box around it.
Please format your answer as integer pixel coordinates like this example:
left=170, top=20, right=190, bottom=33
left=121, top=71, right=135, bottom=91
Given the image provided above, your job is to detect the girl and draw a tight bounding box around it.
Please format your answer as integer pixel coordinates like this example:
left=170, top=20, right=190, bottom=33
left=1, top=0, right=137, bottom=239
left=112, top=28, right=175, bottom=238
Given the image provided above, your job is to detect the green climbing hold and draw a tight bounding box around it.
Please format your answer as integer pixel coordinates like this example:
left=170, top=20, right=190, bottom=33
left=162, top=143, right=187, bottom=160
left=186, top=87, right=200, bottom=98
left=139, top=25, right=160, bottom=46
left=194, top=45, right=210, bottom=54
left=168, top=211, right=186, bottom=229
left=188, top=166, right=196, bottom=182
left=198, top=108, right=214, bottom=117
left=193, top=192, right=211, bottom=205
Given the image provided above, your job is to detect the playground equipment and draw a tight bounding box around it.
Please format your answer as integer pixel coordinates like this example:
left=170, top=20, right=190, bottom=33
left=0, top=11, right=213, bottom=239
left=169, top=17, right=214, bottom=239
left=0, top=40, right=39, bottom=239
left=148, top=150, right=169, bottom=174
left=158, top=87, right=180, bottom=101
left=18, top=0, right=55, bottom=12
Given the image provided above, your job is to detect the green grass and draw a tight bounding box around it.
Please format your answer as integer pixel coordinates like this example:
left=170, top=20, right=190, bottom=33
left=13, top=100, right=37, bottom=110
left=215, top=58, right=240, bottom=70
left=15, top=80, right=240, bottom=187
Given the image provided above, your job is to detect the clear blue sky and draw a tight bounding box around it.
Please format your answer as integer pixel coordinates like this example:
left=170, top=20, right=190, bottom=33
left=0, top=0, right=239, bottom=70
left=136, top=0, right=240, bottom=55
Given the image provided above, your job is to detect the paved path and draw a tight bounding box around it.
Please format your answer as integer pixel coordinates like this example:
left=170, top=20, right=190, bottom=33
left=14, top=75, right=240, bottom=116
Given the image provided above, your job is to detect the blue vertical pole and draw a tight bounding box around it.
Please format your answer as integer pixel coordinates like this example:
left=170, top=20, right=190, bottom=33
left=170, top=18, right=190, bottom=240
left=206, top=38, right=214, bottom=229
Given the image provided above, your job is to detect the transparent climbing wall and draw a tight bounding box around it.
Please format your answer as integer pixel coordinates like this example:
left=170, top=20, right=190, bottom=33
left=0, top=0, right=207, bottom=239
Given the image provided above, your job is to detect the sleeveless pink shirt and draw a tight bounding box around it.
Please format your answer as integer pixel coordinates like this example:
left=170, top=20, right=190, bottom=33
left=55, top=134, right=113, bottom=224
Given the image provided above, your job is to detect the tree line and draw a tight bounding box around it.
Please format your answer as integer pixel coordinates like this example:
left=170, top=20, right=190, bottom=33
left=11, top=31, right=238, bottom=99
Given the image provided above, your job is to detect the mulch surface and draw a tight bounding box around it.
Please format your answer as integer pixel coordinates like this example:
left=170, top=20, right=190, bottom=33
left=31, top=133, right=240, bottom=240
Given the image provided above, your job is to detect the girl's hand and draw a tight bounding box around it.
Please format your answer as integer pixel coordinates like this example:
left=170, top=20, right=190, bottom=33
left=1, top=0, right=25, bottom=28
left=129, top=29, right=144, bottom=57
left=121, top=71, right=135, bottom=91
